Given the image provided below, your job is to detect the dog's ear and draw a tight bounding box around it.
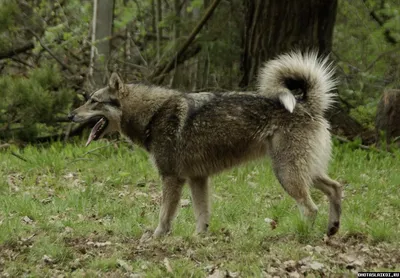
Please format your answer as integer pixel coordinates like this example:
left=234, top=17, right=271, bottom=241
left=109, top=72, right=124, bottom=92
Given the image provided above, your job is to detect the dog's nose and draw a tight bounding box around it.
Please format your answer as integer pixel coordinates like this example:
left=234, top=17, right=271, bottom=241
left=68, top=113, right=75, bottom=121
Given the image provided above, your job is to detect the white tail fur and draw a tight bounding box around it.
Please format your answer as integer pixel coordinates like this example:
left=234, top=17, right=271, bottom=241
left=258, top=51, right=337, bottom=115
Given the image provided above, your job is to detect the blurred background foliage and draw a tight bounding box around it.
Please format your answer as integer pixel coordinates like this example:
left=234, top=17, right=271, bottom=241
left=0, top=0, right=399, bottom=143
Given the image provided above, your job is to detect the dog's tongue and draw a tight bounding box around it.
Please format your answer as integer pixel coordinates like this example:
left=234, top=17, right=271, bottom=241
left=86, top=118, right=104, bottom=147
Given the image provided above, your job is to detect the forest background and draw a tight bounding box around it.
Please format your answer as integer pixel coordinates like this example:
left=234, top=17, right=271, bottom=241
left=0, top=0, right=399, bottom=145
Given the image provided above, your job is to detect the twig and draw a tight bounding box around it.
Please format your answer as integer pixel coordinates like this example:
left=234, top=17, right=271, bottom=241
left=11, top=57, right=35, bottom=68
left=11, top=152, right=31, bottom=163
left=0, top=143, right=11, bottom=150
left=81, top=144, right=113, bottom=157
left=70, top=158, right=94, bottom=163
left=28, top=29, right=74, bottom=73
left=362, top=0, right=398, bottom=45
left=69, top=143, right=115, bottom=163
left=32, top=122, right=90, bottom=143
left=365, top=47, right=400, bottom=72
left=151, top=0, right=222, bottom=83
left=334, top=135, right=392, bottom=155
left=0, top=42, right=34, bottom=60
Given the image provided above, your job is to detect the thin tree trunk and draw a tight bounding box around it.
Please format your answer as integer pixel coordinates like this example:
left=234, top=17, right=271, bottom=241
left=89, top=0, right=115, bottom=86
left=170, top=0, right=182, bottom=88
left=189, top=4, right=201, bottom=90
left=151, top=0, right=156, bottom=34
left=124, top=0, right=132, bottom=79
left=156, top=0, right=162, bottom=62
left=197, top=0, right=210, bottom=89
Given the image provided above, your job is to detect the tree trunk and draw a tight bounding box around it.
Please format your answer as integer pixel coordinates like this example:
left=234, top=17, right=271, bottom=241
left=89, top=0, right=115, bottom=87
left=156, top=0, right=163, bottom=62
left=170, top=0, right=183, bottom=88
left=197, top=0, right=211, bottom=89
left=239, top=0, right=368, bottom=139
left=375, top=89, right=400, bottom=150
left=124, top=0, right=132, bottom=80
left=240, top=0, right=337, bottom=88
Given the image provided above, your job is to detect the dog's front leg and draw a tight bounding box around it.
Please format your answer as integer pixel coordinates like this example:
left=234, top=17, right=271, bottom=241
left=153, top=176, right=185, bottom=237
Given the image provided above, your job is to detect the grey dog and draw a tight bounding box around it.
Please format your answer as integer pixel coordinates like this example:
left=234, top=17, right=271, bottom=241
left=69, top=52, right=342, bottom=237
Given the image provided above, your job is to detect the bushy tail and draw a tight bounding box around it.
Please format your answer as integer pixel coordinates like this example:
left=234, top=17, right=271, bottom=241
left=258, top=51, right=337, bottom=115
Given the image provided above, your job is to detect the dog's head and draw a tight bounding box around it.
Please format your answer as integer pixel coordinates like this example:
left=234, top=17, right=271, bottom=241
left=68, top=73, right=124, bottom=146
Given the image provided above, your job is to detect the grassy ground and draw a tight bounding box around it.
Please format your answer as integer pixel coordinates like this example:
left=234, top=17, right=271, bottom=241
left=0, top=140, right=399, bottom=277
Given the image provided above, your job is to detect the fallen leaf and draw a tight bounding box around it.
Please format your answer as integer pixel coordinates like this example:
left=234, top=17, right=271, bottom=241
left=63, top=172, right=75, bottom=179
left=21, top=233, right=36, bottom=243
left=207, top=269, right=226, bottom=278
left=339, top=253, right=357, bottom=263
left=86, top=241, right=111, bottom=247
left=64, top=226, right=74, bottom=233
left=42, top=255, right=55, bottom=264
left=314, top=246, right=324, bottom=254
left=289, top=271, right=300, bottom=278
left=228, top=271, right=240, bottom=277
left=22, top=216, right=34, bottom=224
left=248, top=181, right=258, bottom=188
left=303, top=245, right=313, bottom=252
left=133, top=192, right=149, bottom=198
left=40, top=197, right=53, bottom=204
left=163, top=257, right=173, bottom=273
left=117, top=259, right=133, bottom=272
left=264, top=218, right=277, bottom=229
left=181, top=199, right=191, bottom=207
left=129, top=274, right=144, bottom=278
left=309, top=261, right=324, bottom=270
left=284, top=260, right=296, bottom=272
left=204, top=265, right=216, bottom=273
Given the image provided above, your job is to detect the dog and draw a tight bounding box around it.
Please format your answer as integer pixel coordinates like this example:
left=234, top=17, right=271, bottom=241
left=69, top=52, right=342, bottom=237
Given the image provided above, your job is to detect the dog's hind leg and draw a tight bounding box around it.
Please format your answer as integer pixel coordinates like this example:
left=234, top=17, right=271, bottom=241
left=313, top=176, right=342, bottom=236
left=153, top=176, right=185, bottom=237
left=188, top=176, right=210, bottom=234
left=273, top=166, right=318, bottom=224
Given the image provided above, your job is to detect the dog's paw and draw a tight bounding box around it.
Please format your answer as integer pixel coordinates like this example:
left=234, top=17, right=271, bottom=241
left=139, top=230, right=153, bottom=243
left=152, top=226, right=170, bottom=238
left=327, top=221, right=340, bottom=237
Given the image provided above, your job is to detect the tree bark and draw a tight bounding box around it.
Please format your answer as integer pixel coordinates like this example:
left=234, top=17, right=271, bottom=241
left=375, top=89, right=400, bottom=150
left=89, top=0, right=115, bottom=86
left=170, top=0, right=182, bottom=88
left=156, top=0, right=163, bottom=62
left=240, top=0, right=337, bottom=88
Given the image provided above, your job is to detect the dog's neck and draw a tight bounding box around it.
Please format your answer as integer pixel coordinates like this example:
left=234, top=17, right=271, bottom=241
left=119, top=84, right=180, bottom=149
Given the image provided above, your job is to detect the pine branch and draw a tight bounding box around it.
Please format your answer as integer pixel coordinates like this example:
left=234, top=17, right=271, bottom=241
left=0, top=42, right=34, bottom=60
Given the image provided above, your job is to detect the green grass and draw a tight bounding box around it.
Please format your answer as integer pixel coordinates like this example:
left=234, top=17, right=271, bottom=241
left=1, top=140, right=399, bottom=277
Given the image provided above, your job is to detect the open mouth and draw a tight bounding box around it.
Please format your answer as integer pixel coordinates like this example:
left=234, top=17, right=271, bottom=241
left=86, top=117, right=109, bottom=146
